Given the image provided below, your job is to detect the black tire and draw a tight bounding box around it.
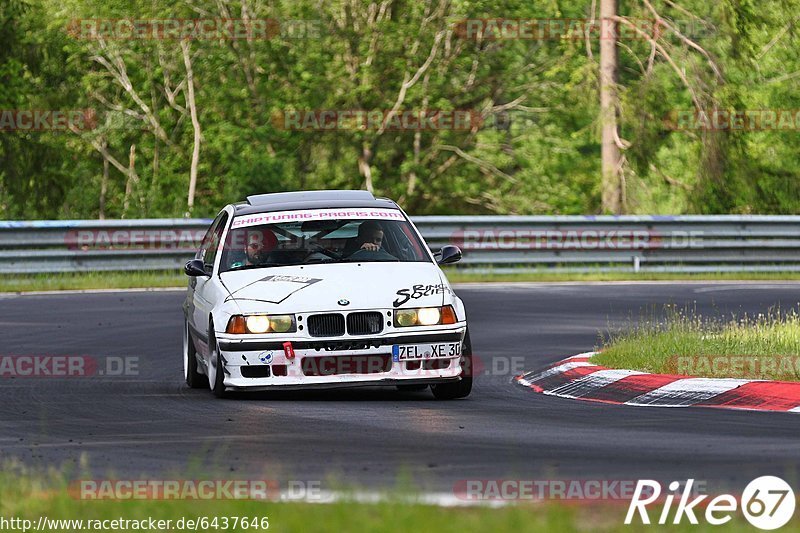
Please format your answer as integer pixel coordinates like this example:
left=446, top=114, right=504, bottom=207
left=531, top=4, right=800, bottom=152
left=431, top=329, right=473, bottom=400
left=396, top=384, right=429, bottom=392
left=208, top=324, right=228, bottom=399
left=184, top=320, right=208, bottom=389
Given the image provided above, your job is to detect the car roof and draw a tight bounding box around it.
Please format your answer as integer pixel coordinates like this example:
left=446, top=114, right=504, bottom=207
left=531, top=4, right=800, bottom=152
left=232, top=190, right=400, bottom=216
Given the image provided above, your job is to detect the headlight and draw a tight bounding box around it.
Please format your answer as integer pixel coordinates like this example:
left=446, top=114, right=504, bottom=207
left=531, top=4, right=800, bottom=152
left=393, top=306, right=457, bottom=327
left=395, top=309, right=418, bottom=327
left=269, top=315, right=294, bottom=333
left=245, top=315, right=271, bottom=333
left=417, top=307, right=441, bottom=325
left=226, top=314, right=296, bottom=334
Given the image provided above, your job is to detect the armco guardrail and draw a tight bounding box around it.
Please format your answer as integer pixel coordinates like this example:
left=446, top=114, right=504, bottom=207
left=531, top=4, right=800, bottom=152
left=1, top=215, right=799, bottom=274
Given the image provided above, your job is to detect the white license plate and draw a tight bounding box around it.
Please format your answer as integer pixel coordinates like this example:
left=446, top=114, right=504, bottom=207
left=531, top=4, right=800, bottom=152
left=392, top=342, right=461, bottom=361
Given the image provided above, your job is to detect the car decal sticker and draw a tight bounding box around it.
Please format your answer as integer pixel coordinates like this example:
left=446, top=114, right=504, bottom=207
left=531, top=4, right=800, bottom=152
left=225, top=275, right=322, bottom=304
left=231, top=208, right=404, bottom=229
left=393, top=284, right=452, bottom=307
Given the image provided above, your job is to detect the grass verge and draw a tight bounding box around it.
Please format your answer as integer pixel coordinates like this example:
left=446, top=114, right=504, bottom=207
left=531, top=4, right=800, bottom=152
left=0, top=271, right=186, bottom=292
left=2, top=270, right=800, bottom=293
left=0, top=467, right=776, bottom=532
left=594, top=307, right=800, bottom=381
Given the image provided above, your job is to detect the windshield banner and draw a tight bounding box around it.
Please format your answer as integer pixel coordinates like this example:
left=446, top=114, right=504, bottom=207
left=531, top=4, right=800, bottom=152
left=231, top=208, right=405, bottom=229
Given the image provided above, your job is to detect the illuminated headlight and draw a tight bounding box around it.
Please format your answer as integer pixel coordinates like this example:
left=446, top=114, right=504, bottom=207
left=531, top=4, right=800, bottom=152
left=226, top=314, right=296, bottom=334
left=393, top=306, right=457, bottom=327
left=417, top=307, right=441, bottom=325
left=245, top=315, right=271, bottom=333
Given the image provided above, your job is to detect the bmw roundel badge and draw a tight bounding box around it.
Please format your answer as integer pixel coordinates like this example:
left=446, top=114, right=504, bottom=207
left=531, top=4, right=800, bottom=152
left=338, top=299, right=350, bottom=306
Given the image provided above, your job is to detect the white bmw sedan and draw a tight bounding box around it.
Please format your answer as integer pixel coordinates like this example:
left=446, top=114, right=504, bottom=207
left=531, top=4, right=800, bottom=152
left=182, top=190, right=472, bottom=399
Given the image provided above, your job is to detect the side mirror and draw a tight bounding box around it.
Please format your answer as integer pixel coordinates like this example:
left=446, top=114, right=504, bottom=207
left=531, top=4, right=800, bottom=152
left=436, top=245, right=462, bottom=265
left=184, top=259, right=209, bottom=277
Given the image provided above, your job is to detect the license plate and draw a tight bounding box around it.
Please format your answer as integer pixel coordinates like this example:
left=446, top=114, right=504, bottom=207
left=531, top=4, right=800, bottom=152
left=392, top=342, right=461, bottom=362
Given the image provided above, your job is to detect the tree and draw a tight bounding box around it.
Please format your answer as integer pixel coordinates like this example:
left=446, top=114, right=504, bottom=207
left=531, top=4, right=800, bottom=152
left=3, top=0, right=799, bottom=219
left=600, top=0, right=623, bottom=213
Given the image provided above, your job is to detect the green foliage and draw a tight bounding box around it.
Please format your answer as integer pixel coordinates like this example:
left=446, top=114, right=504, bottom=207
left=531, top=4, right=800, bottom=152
left=1, top=0, right=799, bottom=219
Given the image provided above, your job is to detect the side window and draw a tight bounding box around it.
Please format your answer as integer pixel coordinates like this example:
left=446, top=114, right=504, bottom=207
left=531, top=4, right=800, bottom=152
left=200, top=212, right=229, bottom=270
left=199, top=214, right=222, bottom=258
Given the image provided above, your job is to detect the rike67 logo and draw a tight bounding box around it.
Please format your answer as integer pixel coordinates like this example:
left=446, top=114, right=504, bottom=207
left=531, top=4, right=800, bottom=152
left=625, top=477, right=795, bottom=530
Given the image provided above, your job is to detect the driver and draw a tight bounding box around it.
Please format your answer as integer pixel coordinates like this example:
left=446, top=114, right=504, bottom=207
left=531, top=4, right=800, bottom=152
left=355, top=221, right=384, bottom=251
left=341, top=221, right=397, bottom=261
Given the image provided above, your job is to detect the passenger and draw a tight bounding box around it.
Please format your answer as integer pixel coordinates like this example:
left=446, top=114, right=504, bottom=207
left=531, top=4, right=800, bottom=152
left=244, top=228, right=278, bottom=266
left=226, top=227, right=278, bottom=269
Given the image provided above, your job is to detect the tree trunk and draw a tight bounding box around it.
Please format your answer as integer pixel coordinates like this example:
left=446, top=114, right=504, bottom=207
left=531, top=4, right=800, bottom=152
left=600, top=0, right=623, bottom=213
left=123, top=144, right=138, bottom=217
left=182, top=40, right=201, bottom=214
left=358, top=142, right=374, bottom=192
left=99, top=138, right=108, bottom=219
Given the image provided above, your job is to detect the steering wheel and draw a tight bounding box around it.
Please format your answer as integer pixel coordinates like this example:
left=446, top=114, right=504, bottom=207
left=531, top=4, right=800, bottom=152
left=308, top=242, right=342, bottom=260
left=347, top=248, right=398, bottom=261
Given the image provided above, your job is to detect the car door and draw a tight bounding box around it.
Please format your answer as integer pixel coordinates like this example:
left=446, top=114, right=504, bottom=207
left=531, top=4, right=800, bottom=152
left=191, top=210, right=229, bottom=358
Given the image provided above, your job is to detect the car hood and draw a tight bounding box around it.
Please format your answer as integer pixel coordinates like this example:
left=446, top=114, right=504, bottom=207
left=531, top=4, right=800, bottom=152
left=218, top=262, right=450, bottom=313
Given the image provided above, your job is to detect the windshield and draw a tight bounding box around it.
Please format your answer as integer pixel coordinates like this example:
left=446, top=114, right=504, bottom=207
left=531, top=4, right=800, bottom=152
left=219, top=210, right=431, bottom=272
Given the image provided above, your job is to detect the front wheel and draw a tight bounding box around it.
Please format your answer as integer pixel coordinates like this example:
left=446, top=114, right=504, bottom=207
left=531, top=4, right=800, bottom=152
left=431, top=330, right=473, bottom=400
left=184, top=320, right=208, bottom=389
left=207, top=325, right=228, bottom=399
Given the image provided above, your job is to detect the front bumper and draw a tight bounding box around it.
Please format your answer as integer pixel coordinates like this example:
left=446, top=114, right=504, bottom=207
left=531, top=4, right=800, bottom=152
left=215, top=326, right=467, bottom=391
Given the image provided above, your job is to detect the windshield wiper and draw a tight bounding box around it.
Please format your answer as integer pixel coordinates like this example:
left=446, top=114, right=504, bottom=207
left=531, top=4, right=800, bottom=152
left=225, top=262, right=281, bottom=272
left=302, top=257, right=339, bottom=265
left=341, top=256, right=399, bottom=262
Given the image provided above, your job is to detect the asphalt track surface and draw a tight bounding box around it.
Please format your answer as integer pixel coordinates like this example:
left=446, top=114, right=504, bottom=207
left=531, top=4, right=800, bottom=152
left=2, top=282, right=800, bottom=494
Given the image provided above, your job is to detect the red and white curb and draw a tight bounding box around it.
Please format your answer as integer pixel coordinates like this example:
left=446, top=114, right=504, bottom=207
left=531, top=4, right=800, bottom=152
left=515, top=352, right=800, bottom=413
